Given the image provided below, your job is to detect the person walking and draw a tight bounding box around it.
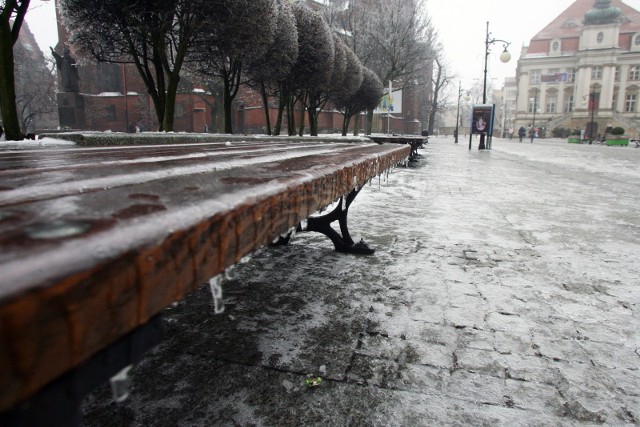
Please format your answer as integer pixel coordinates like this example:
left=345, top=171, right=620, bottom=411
left=518, top=126, right=526, bottom=142
left=529, top=126, right=536, bottom=143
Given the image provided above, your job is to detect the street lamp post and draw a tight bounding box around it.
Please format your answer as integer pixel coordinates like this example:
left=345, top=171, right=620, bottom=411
left=455, top=81, right=461, bottom=143
left=479, top=21, right=511, bottom=150
left=588, top=91, right=598, bottom=143
left=531, top=88, right=539, bottom=131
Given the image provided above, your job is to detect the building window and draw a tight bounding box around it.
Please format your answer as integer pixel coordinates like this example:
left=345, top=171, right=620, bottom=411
left=531, top=70, right=541, bottom=84
left=592, top=66, right=603, bottom=79
left=568, top=69, right=576, bottom=83
left=564, top=95, right=574, bottom=112
left=615, top=67, right=620, bottom=81
left=597, top=32, right=604, bottom=43
left=629, top=65, right=640, bottom=81
left=612, top=95, right=617, bottom=111
left=106, top=104, right=116, bottom=121
left=552, top=41, right=560, bottom=51
left=528, top=95, right=539, bottom=113
left=635, top=34, right=640, bottom=45
left=546, top=96, right=557, bottom=113
left=625, top=94, right=637, bottom=112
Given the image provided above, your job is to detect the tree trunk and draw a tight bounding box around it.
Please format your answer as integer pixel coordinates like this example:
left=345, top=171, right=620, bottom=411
left=342, top=113, right=351, bottom=136
left=130, top=50, right=165, bottom=131
left=260, top=83, right=271, bottom=135
left=365, top=109, right=374, bottom=135
left=153, top=50, right=168, bottom=132
left=273, top=95, right=284, bottom=136
left=148, top=91, right=165, bottom=132
left=0, top=19, right=22, bottom=140
left=274, top=84, right=286, bottom=136
left=307, top=107, right=317, bottom=137
left=428, top=59, right=443, bottom=135
left=287, top=96, right=296, bottom=136
left=222, top=76, right=233, bottom=134
left=162, top=74, right=179, bottom=132
left=298, top=93, right=306, bottom=137
left=352, top=114, right=360, bottom=136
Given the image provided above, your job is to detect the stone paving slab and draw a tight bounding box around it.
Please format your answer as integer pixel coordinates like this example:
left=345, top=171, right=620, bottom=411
left=81, top=137, right=639, bottom=426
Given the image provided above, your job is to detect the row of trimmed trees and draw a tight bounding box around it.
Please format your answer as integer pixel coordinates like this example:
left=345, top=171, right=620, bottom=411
left=60, top=0, right=387, bottom=136
left=2, top=0, right=443, bottom=140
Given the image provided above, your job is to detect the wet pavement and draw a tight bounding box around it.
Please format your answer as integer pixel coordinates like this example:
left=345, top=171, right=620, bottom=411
left=81, top=137, right=639, bottom=426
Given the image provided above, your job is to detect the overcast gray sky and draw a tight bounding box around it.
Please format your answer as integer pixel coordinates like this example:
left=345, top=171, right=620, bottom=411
left=25, top=0, right=640, bottom=91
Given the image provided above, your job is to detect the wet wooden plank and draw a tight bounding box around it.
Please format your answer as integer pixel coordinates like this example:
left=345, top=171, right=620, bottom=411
left=0, top=140, right=410, bottom=410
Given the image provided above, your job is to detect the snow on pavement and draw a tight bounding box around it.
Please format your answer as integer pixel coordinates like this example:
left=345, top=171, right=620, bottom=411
left=81, top=136, right=639, bottom=426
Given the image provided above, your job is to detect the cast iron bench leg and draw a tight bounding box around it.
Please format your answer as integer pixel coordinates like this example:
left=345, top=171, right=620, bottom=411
left=305, top=187, right=375, bottom=255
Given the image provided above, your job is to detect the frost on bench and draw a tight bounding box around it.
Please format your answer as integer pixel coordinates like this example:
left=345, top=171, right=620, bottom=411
left=0, top=138, right=411, bottom=416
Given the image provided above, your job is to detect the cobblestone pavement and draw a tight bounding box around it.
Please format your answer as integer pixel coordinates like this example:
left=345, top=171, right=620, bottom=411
left=82, top=137, right=639, bottom=426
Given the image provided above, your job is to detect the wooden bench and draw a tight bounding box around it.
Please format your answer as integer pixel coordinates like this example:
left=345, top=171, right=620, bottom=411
left=0, top=137, right=410, bottom=423
left=367, top=135, right=426, bottom=161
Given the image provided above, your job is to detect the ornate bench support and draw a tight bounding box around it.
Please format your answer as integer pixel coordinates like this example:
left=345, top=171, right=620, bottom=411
left=305, top=187, right=375, bottom=255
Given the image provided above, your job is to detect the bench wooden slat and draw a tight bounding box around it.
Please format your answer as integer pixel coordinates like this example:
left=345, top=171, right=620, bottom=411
left=0, top=140, right=410, bottom=410
left=1, top=143, right=369, bottom=206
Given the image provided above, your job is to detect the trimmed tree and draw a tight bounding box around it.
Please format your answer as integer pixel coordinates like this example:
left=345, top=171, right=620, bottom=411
left=190, top=0, right=278, bottom=134
left=281, top=3, right=334, bottom=136
left=245, top=0, right=298, bottom=136
left=61, top=0, right=215, bottom=132
left=330, top=39, right=363, bottom=127
left=336, top=67, right=383, bottom=136
left=304, top=33, right=344, bottom=136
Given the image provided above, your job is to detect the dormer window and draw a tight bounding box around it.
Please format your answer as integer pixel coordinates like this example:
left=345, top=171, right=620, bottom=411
left=552, top=41, right=560, bottom=51
left=597, top=32, right=604, bottom=43
left=635, top=34, right=640, bottom=45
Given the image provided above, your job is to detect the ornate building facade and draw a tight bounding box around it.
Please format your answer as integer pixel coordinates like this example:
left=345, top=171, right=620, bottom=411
left=515, top=0, right=640, bottom=137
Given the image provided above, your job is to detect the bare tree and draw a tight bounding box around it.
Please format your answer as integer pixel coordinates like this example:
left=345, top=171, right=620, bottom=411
left=13, top=35, right=56, bottom=133
left=426, top=48, right=452, bottom=134
left=337, top=0, right=433, bottom=84
left=0, top=0, right=36, bottom=140
left=331, top=0, right=436, bottom=133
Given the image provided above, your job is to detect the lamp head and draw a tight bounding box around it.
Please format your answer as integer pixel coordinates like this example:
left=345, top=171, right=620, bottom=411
left=499, top=48, right=511, bottom=63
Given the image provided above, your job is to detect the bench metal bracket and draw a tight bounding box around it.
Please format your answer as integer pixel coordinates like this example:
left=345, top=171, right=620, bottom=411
left=305, top=187, right=375, bottom=255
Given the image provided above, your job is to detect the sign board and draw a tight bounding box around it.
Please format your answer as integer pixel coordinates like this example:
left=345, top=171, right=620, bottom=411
left=374, top=89, right=403, bottom=114
left=541, top=73, right=569, bottom=83
left=470, top=104, right=495, bottom=135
